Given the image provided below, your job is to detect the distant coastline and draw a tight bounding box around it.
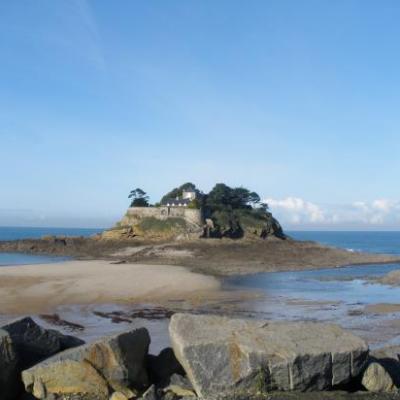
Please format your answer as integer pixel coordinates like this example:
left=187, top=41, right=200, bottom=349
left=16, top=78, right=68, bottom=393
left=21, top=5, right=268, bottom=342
left=0, top=226, right=104, bottom=241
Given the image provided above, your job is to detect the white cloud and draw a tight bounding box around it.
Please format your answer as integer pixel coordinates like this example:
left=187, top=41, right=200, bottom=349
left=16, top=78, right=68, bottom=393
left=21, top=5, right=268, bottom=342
left=265, top=197, right=400, bottom=228
left=265, top=197, right=326, bottom=224
left=350, top=199, right=400, bottom=224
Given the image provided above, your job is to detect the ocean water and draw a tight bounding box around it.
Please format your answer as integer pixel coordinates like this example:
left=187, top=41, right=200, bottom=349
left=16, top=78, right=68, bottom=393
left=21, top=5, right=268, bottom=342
left=0, top=226, right=103, bottom=266
left=288, top=230, right=400, bottom=255
left=0, top=226, right=103, bottom=241
left=227, top=231, right=400, bottom=304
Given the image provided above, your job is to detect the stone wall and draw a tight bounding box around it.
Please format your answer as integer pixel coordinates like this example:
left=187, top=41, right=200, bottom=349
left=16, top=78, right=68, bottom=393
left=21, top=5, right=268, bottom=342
left=119, top=206, right=202, bottom=227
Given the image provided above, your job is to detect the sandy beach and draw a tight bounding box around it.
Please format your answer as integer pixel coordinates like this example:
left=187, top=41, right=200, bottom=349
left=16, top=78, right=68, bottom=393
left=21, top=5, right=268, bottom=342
left=0, top=260, right=220, bottom=314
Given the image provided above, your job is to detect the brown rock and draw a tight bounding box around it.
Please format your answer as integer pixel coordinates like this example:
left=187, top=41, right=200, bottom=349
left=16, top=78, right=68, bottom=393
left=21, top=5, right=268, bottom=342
left=22, top=327, right=150, bottom=399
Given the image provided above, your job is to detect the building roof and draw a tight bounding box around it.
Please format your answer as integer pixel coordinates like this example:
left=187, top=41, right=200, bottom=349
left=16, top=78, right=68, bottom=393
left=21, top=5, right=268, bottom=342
left=161, top=198, right=191, bottom=206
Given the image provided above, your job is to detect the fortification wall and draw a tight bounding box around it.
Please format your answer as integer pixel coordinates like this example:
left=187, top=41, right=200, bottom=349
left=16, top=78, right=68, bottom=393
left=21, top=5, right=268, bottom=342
left=119, top=206, right=202, bottom=226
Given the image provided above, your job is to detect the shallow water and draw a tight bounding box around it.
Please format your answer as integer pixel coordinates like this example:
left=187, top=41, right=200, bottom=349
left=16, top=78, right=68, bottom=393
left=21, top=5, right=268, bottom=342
left=0, top=226, right=102, bottom=266
left=218, top=231, right=400, bottom=347
left=224, top=262, right=400, bottom=347
left=0, top=304, right=171, bottom=354
left=225, top=263, right=400, bottom=305
left=0, top=252, right=70, bottom=266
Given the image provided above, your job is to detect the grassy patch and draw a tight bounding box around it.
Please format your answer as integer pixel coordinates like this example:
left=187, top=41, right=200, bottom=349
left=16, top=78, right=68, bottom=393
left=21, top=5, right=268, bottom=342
left=138, top=217, right=187, bottom=232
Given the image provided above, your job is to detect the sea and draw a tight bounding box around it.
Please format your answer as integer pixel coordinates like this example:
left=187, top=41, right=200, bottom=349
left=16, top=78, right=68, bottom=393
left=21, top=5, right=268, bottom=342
left=226, top=230, right=400, bottom=306
left=1, top=227, right=400, bottom=347
left=0, top=226, right=103, bottom=266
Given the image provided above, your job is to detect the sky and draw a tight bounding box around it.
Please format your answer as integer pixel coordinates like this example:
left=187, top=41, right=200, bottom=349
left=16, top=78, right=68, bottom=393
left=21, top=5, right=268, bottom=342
left=0, top=0, right=399, bottom=229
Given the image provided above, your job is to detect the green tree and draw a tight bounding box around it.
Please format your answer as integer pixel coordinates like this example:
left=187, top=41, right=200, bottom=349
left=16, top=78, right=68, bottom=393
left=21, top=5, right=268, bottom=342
left=128, top=188, right=150, bottom=207
left=206, top=184, right=261, bottom=211
left=205, top=183, right=233, bottom=211
left=203, top=184, right=267, bottom=238
left=161, top=182, right=202, bottom=204
left=258, top=202, right=269, bottom=213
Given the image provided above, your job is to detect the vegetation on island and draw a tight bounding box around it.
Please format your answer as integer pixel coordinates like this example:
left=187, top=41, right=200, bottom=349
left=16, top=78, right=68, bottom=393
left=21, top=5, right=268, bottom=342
left=128, top=188, right=150, bottom=207
left=137, top=216, right=187, bottom=232
left=202, top=183, right=284, bottom=239
left=160, top=182, right=203, bottom=209
left=127, top=182, right=285, bottom=240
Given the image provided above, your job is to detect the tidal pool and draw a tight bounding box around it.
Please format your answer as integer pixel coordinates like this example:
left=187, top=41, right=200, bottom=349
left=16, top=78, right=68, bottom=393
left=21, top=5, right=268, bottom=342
left=0, top=252, right=70, bottom=266
left=223, top=263, right=400, bottom=348
left=225, top=263, right=400, bottom=305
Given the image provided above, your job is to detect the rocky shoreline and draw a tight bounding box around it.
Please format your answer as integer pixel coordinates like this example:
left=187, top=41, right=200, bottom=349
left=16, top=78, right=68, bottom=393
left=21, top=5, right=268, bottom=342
left=1, top=314, right=400, bottom=400
left=1, top=236, right=399, bottom=276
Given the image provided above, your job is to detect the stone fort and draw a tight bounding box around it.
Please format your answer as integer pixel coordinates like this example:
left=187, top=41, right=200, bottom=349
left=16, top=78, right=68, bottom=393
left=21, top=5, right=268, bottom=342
left=119, top=206, right=202, bottom=227
left=119, top=188, right=203, bottom=227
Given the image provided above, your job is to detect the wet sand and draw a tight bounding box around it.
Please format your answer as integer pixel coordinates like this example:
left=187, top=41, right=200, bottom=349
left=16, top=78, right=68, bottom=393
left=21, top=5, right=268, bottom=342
left=0, top=260, right=220, bottom=314
left=364, top=303, right=400, bottom=314
left=377, top=270, right=400, bottom=286
left=2, top=259, right=400, bottom=352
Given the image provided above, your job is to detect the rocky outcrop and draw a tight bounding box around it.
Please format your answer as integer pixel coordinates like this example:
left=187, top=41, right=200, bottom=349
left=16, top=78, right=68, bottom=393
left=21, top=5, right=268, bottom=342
left=22, top=327, right=151, bottom=399
left=1, top=317, right=84, bottom=370
left=147, top=347, right=185, bottom=385
left=24, top=358, right=110, bottom=399
left=259, top=213, right=286, bottom=239
left=169, top=314, right=368, bottom=398
left=110, top=392, right=131, bottom=400
left=361, top=345, right=400, bottom=392
left=1, top=313, right=394, bottom=399
left=141, top=384, right=157, bottom=400
left=0, top=329, right=19, bottom=400
left=163, top=373, right=196, bottom=397
left=362, top=361, right=395, bottom=392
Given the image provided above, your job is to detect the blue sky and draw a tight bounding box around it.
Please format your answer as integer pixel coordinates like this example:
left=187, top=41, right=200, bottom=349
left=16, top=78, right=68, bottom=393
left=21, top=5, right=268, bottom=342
left=0, top=0, right=399, bottom=229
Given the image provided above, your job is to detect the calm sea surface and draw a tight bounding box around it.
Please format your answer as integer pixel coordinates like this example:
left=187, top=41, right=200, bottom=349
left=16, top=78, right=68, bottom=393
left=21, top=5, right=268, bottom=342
left=288, top=230, right=400, bottom=255
left=0, top=226, right=103, bottom=266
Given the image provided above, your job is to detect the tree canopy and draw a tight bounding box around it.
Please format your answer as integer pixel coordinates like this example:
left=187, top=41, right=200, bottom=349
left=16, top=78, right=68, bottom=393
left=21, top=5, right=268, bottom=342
left=160, top=182, right=202, bottom=204
left=202, top=184, right=273, bottom=238
left=128, top=188, right=150, bottom=207
left=205, top=183, right=263, bottom=212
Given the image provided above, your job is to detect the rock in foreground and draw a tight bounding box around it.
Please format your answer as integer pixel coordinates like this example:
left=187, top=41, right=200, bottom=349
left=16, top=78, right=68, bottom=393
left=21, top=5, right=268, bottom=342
left=22, top=327, right=150, bottom=399
left=362, top=361, right=396, bottom=393
left=0, top=329, right=19, bottom=400
left=169, top=314, right=369, bottom=398
left=363, top=345, right=400, bottom=392
left=1, top=316, right=85, bottom=369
